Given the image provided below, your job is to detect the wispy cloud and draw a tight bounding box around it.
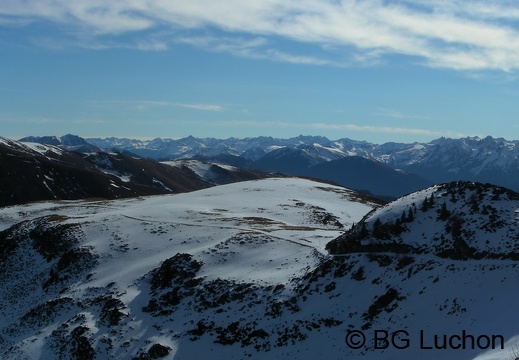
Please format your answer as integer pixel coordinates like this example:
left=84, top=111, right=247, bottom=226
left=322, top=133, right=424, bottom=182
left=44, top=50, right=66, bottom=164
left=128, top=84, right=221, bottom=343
left=8, top=116, right=57, bottom=124
left=175, top=103, right=224, bottom=111
left=216, top=120, right=465, bottom=138
left=0, top=113, right=107, bottom=125
left=173, top=35, right=336, bottom=66
left=376, top=108, right=430, bottom=120
left=307, top=123, right=465, bottom=137
left=30, top=35, right=169, bottom=52
left=3, top=1, right=519, bottom=71
left=91, top=100, right=224, bottom=112
left=27, top=117, right=56, bottom=124
left=0, top=16, right=31, bottom=27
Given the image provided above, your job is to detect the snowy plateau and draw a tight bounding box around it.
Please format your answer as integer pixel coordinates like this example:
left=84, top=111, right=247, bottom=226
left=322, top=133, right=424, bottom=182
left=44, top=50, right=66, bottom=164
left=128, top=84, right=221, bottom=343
left=0, top=178, right=518, bottom=360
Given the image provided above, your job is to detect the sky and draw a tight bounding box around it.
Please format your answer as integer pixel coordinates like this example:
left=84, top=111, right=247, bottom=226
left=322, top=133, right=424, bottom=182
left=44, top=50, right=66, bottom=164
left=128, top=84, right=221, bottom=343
left=2, top=0, right=519, bottom=143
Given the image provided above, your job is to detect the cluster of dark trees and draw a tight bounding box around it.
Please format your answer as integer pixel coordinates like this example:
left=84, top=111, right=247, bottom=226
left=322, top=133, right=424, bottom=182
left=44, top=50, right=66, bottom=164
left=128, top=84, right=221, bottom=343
left=366, top=194, right=455, bottom=240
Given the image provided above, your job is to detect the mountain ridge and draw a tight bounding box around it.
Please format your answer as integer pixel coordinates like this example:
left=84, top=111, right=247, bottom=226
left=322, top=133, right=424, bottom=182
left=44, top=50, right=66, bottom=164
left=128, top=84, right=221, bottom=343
left=1, top=137, right=273, bottom=207
left=23, top=134, right=519, bottom=193
left=326, top=180, right=519, bottom=259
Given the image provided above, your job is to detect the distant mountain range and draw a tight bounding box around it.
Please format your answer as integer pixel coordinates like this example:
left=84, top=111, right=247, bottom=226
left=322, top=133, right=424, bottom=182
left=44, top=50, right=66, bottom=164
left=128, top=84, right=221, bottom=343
left=253, top=147, right=431, bottom=198
left=19, top=134, right=519, bottom=199
left=0, top=138, right=270, bottom=207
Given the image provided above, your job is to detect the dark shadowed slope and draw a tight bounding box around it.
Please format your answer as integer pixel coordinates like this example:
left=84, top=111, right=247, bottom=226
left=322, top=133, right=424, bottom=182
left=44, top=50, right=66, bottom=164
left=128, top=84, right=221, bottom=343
left=303, top=156, right=432, bottom=198
left=0, top=138, right=209, bottom=206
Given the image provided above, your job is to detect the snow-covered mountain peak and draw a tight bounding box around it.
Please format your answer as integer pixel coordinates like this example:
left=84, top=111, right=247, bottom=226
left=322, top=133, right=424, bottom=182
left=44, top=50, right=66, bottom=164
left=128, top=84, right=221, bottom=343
left=327, top=181, right=519, bottom=259
left=1, top=136, right=65, bottom=158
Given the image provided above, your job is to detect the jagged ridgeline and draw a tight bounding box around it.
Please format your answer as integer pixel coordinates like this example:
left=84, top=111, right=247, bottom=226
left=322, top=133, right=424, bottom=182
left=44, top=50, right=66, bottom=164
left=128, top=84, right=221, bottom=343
left=327, top=181, right=519, bottom=260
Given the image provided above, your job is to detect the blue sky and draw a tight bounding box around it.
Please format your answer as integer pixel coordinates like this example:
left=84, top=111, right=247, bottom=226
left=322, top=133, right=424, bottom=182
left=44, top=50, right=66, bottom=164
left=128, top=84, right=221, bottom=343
left=2, top=0, right=519, bottom=143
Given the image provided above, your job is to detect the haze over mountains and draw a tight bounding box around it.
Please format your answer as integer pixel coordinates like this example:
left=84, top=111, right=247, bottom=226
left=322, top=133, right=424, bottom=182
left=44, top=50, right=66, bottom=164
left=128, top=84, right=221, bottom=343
left=18, top=134, right=519, bottom=199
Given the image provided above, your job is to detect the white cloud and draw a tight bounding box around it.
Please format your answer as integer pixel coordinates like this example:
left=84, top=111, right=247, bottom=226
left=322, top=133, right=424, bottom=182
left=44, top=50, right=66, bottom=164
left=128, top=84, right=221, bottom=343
left=91, top=100, right=224, bottom=112
left=174, top=35, right=338, bottom=65
left=175, top=103, right=224, bottom=111
left=0, top=114, right=59, bottom=125
left=215, top=120, right=464, bottom=138
left=3, top=0, right=519, bottom=71
left=0, top=16, right=31, bottom=27
left=307, top=122, right=466, bottom=137
left=135, top=39, right=168, bottom=51
left=376, top=108, right=429, bottom=120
